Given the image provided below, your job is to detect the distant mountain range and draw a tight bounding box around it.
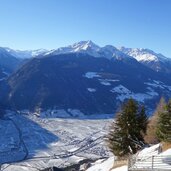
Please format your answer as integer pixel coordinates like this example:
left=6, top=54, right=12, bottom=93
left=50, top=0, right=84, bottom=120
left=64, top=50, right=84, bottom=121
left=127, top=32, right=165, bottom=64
left=1, top=40, right=171, bottom=73
left=0, top=41, right=171, bottom=116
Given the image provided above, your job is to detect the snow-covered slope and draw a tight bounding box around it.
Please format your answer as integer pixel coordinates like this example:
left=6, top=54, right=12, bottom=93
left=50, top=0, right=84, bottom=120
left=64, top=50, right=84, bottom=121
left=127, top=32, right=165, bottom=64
left=86, top=157, right=115, bottom=171
left=86, top=144, right=171, bottom=171
left=86, top=156, right=128, bottom=171
left=131, top=144, right=171, bottom=170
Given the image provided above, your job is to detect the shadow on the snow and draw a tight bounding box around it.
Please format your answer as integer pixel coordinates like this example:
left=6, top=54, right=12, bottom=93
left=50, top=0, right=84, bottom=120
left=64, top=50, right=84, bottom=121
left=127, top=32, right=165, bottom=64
left=0, top=112, right=59, bottom=164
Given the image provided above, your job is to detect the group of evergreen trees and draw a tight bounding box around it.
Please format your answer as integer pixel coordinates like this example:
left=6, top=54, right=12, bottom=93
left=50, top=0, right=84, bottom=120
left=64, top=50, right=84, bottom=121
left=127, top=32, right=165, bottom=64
left=145, top=98, right=171, bottom=144
left=107, top=98, right=171, bottom=158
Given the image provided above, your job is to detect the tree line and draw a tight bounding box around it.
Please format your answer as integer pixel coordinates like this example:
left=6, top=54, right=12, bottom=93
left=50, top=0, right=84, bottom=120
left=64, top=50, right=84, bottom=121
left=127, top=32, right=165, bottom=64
left=106, top=98, right=171, bottom=158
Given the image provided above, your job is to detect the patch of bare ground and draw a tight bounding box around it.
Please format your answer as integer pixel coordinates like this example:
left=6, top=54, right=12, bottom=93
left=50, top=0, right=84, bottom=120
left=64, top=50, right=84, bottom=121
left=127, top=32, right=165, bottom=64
left=162, top=142, right=171, bottom=151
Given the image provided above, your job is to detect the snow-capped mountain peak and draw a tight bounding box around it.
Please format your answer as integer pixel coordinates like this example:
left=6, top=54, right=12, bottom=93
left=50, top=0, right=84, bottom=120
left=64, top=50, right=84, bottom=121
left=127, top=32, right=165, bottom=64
left=0, top=47, right=9, bottom=54
left=99, top=45, right=133, bottom=60
left=71, top=40, right=100, bottom=51
left=118, top=47, right=168, bottom=62
left=118, top=47, right=171, bottom=73
left=4, top=48, right=48, bottom=59
left=44, top=40, right=101, bottom=57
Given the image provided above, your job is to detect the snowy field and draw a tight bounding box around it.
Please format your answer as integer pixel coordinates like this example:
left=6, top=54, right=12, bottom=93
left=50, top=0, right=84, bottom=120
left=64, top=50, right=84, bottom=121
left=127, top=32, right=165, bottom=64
left=0, top=111, right=113, bottom=170
left=131, top=144, right=171, bottom=170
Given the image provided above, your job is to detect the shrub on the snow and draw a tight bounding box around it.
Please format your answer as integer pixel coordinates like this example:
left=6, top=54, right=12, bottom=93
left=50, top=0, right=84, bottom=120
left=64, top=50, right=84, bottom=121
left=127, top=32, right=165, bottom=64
left=145, top=97, right=166, bottom=144
left=106, top=99, right=148, bottom=158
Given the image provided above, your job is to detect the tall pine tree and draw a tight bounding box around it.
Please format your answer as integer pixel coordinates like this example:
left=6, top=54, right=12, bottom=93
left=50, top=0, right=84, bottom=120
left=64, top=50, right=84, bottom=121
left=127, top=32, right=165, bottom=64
left=106, top=99, right=148, bottom=158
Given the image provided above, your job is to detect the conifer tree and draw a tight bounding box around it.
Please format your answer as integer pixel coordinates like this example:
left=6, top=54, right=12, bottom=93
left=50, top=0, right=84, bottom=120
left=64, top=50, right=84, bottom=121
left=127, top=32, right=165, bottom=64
left=106, top=99, right=148, bottom=158
left=136, top=106, right=148, bottom=141
left=156, top=100, right=171, bottom=143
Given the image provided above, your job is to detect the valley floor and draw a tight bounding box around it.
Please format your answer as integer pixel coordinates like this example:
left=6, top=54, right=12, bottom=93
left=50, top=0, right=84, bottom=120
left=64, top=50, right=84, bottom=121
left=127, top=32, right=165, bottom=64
left=0, top=111, right=112, bottom=170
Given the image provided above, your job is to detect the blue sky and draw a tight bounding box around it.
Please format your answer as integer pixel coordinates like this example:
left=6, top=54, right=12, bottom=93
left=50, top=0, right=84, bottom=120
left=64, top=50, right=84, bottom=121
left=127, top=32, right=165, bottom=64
left=0, top=0, right=171, bottom=57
